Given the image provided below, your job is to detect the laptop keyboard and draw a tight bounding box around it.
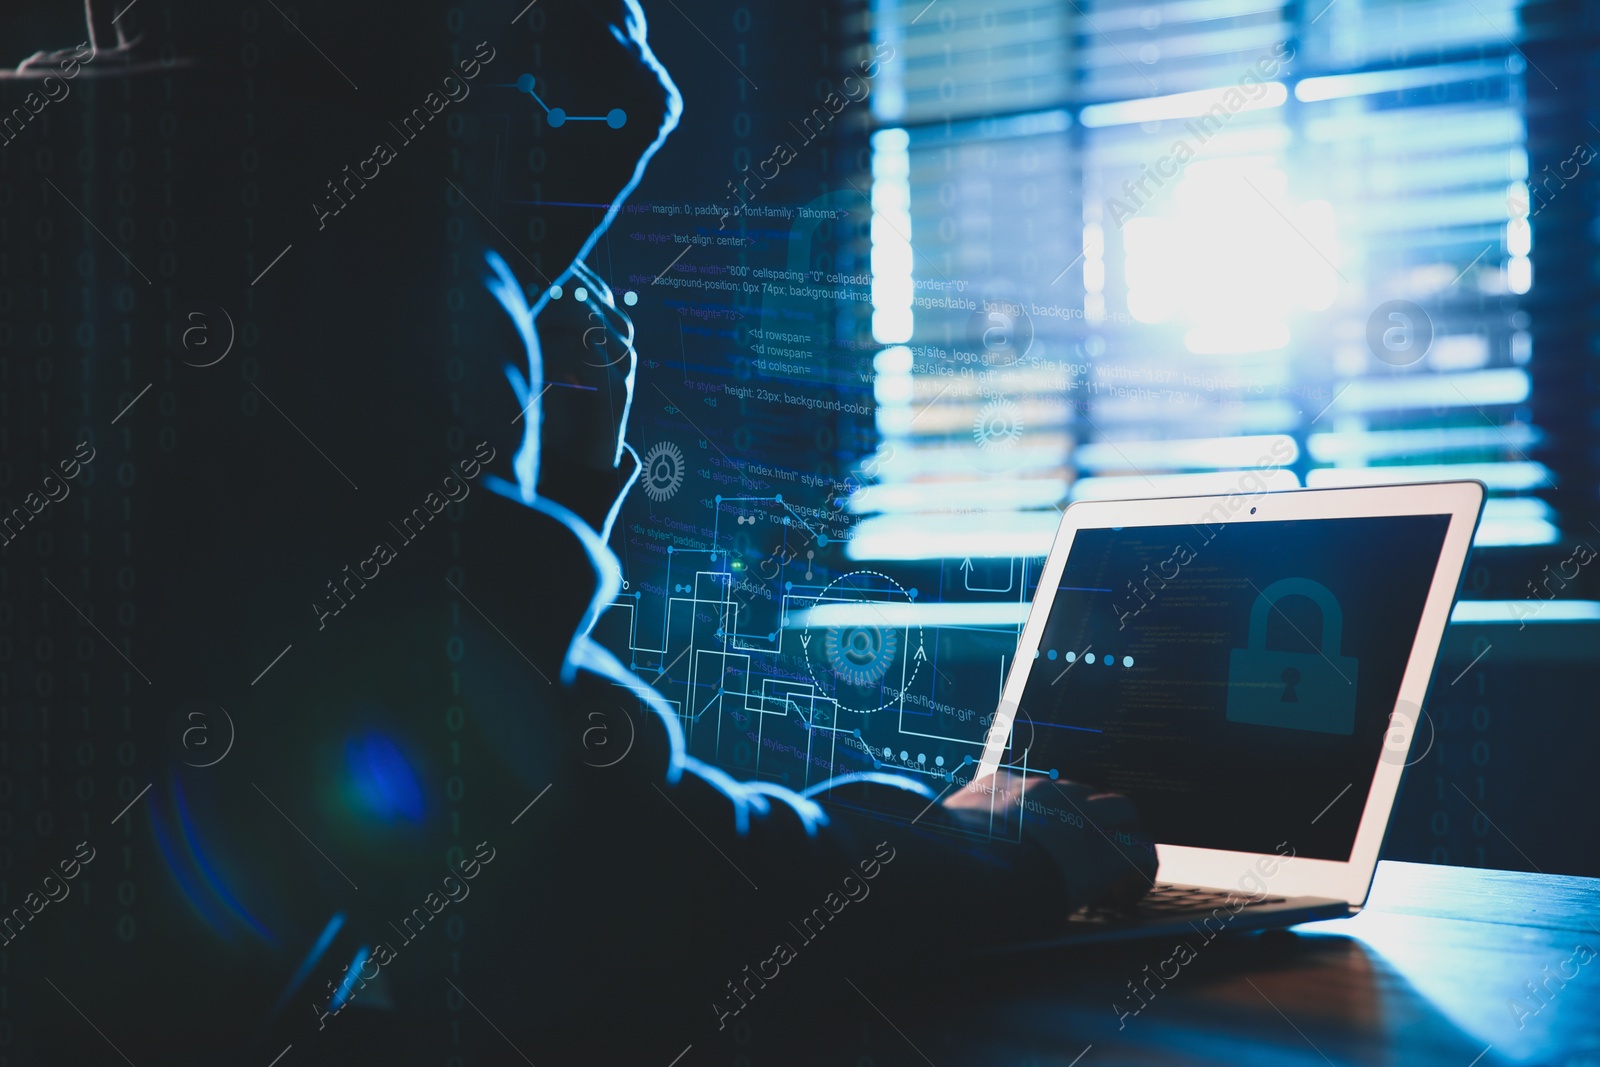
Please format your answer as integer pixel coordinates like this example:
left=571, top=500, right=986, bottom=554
left=1068, top=882, right=1287, bottom=924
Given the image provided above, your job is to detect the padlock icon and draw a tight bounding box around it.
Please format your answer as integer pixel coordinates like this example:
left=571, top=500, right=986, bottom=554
left=1226, top=578, right=1359, bottom=735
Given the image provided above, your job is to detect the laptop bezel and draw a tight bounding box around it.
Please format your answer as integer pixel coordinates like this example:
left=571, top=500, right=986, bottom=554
left=974, top=480, right=1485, bottom=907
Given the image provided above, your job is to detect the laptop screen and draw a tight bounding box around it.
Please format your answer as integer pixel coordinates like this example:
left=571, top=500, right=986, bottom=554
left=1007, top=512, right=1453, bottom=861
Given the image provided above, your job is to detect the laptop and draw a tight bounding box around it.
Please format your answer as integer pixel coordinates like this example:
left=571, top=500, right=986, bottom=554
left=975, top=480, right=1485, bottom=949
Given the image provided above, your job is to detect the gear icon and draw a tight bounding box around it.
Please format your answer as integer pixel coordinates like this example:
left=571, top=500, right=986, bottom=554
left=640, top=441, right=685, bottom=502
left=824, top=625, right=899, bottom=687
left=973, top=399, right=1023, bottom=451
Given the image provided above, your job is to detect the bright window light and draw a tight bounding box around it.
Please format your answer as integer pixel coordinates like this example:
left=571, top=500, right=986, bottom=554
left=1122, top=160, right=1339, bottom=354
left=870, top=126, right=913, bottom=346
left=1081, top=82, right=1287, bottom=127
left=1507, top=255, right=1532, bottom=294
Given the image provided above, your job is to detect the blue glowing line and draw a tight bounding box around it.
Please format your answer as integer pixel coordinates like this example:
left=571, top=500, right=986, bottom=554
left=173, top=778, right=276, bottom=944
left=484, top=254, right=542, bottom=504
left=534, top=380, right=599, bottom=391
left=275, top=913, right=345, bottom=1012
left=148, top=794, right=232, bottom=937
left=520, top=82, right=552, bottom=114
left=695, top=688, right=723, bottom=722
left=330, top=945, right=370, bottom=1012
left=780, top=501, right=821, bottom=540
left=800, top=772, right=938, bottom=800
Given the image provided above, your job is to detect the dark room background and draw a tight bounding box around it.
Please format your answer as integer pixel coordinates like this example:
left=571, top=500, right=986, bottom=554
left=1, top=0, right=1598, bottom=1061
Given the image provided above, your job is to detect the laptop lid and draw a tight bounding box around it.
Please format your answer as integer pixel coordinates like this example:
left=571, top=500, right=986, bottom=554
left=975, top=481, right=1484, bottom=907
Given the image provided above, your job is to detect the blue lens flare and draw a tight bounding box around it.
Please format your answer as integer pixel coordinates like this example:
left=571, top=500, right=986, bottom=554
left=344, top=731, right=425, bottom=824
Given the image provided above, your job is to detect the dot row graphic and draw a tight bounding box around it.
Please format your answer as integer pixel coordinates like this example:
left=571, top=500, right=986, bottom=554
left=853, top=741, right=1063, bottom=783
left=884, top=749, right=944, bottom=765
left=1037, top=649, right=1135, bottom=668
left=547, top=283, right=638, bottom=306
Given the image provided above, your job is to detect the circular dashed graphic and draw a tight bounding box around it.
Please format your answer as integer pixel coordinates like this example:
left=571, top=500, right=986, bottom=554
left=801, top=569, right=922, bottom=714
left=640, top=441, right=685, bottom=502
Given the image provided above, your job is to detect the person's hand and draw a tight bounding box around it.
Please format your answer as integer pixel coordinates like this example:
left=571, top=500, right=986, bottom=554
left=942, top=770, right=1157, bottom=911
left=526, top=268, right=642, bottom=529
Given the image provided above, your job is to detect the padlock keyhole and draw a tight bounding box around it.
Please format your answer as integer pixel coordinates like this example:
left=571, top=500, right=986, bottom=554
left=1280, top=667, right=1301, bottom=703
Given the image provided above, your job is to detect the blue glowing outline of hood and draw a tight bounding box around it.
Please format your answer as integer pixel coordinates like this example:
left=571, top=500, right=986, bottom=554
left=479, top=0, right=934, bottom=837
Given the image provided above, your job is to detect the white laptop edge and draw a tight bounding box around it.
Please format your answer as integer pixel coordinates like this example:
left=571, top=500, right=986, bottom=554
left=974, top=480, right=1486, bottom=910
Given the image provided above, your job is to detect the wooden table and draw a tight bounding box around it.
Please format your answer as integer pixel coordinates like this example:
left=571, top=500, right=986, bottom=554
left=877, top=862, right=1600, bottom=1066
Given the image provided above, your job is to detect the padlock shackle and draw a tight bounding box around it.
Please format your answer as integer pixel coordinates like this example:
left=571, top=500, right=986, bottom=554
left=1247, top=577, right=1344, bottom=657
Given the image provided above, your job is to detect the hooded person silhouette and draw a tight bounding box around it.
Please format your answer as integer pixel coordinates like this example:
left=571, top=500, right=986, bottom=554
left=416, top=2, right=1159, bottom=1060
left=11, top=3, right=1152, bottom=1063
